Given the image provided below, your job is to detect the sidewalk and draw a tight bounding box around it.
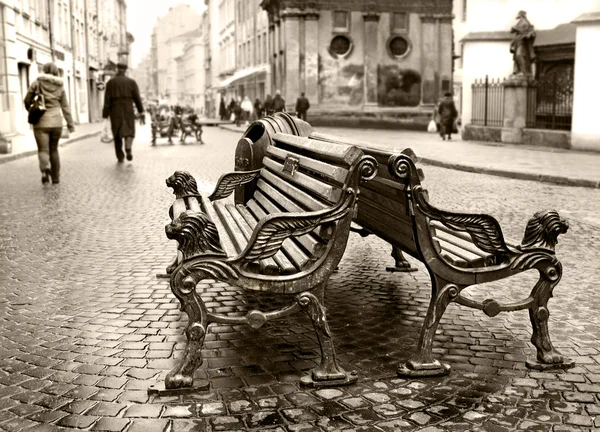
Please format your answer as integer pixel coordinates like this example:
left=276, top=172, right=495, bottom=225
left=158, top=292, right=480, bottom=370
left=219, top=123, right=600, bottom=189
left=0, top=121, right=103, bottom=165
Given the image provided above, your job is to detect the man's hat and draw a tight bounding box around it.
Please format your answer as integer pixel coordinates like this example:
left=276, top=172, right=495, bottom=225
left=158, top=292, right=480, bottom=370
left=517, top=10, right=527, bottom=18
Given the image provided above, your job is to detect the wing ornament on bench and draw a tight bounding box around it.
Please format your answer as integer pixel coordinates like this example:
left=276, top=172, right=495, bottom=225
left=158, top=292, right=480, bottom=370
left=238, top=189, right=357, bottom=263
left=208, top=170, right=262, bottom=201
left=412, top=186, right=513, bottom=256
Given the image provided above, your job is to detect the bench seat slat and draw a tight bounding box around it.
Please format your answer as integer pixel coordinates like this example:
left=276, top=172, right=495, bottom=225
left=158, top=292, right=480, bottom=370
left=432, top=228, right=490, bottom=259
left=262, top=158, right=341, bottom=204
left=433, top=236, right=482, bottom=264
left=224, top=204, right=283, bottom=275
left=266, top=146, right=349, bottom=184
left=202, top=200, right=238, bottom=257
left=260, top=169, right=328, bottom=211
left=250, top=193, right=325, bottom=257
left=273, top=133, right=362, bottom=166
left=430, top=220, right=477, bottom=245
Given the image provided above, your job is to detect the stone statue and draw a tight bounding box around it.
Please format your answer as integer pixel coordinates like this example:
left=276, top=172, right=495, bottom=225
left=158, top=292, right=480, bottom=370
left=510, top=11, right=536, bottom=77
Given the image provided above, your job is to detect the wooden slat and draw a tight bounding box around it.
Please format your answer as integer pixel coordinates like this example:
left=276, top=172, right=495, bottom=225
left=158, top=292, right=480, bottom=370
left=235, top=205, right=299, bottom=274
left=273, top=133, right=362, bottom=166
left=434, top=236, right=480, bottom=263
left=266, top=146, right=349, bottom=184
left=250, top=194, right=325, bottom=257
left=360, top=179, right=406, bottom=203
left=430, top=220, right=476, bottom=244
left=240, top=203, right=310, bottom=270
left=257, top=179, right=303, bottom=212
left=433, top=229, right=489, bottom=259
left=224, top=204, right=281, bottom=275
left=260, top=169, right=328, bottom=211
left=201, top=200, right=237, bottom=257
left=213, top=201, right=246, bottom=252
left=263, top=158, right=342, bottom=204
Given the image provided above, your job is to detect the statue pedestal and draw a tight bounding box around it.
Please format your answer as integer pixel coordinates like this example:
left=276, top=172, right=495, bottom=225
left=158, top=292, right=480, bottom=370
left=501, top=75, right=534, bottom=144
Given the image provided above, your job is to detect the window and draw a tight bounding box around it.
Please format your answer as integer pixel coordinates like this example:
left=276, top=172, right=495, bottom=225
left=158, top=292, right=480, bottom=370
left=387, top=35, right=410, bottom=58
left=391, top=12, right=407, bottom=33
left=333, top=11, right=349, bottom=31
left=329, top=35, right=353, bottom=59
left=0, top=6, right=8, bottom=111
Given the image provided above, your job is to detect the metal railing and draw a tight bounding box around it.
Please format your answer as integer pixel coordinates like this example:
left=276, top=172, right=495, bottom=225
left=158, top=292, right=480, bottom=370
left=471, top=75, right=504, bottom=127
left=526, top=72, right=573, bottom=131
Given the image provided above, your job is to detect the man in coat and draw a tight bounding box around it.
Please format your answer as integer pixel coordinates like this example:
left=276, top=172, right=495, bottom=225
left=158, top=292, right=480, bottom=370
left=272, top=90, right=286, bottom=113
left=102, top=62, right=144, bottom=162
left=295, top=92, right=310, bottom=121
left=436, top=92, right=458, bottom=141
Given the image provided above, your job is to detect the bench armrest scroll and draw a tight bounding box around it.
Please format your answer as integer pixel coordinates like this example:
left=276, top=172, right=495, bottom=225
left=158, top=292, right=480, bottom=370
left=209, top=169, right=262, bottom=201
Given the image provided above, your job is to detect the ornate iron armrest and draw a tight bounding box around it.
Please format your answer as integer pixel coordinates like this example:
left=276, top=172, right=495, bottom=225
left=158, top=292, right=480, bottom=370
left=234, top=189, right=357, bottom=264
left=208, top=170, right=262, bottom=201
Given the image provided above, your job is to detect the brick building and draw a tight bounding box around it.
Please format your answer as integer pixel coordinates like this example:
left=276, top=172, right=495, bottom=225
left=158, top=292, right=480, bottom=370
left=259, top=0, right=453, bottom=123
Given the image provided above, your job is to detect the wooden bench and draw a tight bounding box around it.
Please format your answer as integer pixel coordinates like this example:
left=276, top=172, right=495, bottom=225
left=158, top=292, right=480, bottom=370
left=155, top=132, right=378, bottom=392
left=233, top=113, right=575, bottom=378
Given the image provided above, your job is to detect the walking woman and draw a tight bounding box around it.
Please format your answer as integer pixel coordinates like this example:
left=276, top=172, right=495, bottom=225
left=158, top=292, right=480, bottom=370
left=24, top=62, right=75, bottom=184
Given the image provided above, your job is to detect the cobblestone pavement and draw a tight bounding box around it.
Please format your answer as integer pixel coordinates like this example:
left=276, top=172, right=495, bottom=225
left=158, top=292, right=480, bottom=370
left=1, top=126, right=600, bottom=431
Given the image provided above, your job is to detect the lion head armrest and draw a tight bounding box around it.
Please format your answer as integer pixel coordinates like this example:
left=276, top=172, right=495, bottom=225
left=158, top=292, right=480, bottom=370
left=518, top=210, right=569, bottom=252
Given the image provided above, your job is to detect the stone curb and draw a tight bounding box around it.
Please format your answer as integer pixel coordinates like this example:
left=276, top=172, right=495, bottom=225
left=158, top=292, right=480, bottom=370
left=0, top=130, right=102, bottom=165
left=219, top=124, right=600, bottom=189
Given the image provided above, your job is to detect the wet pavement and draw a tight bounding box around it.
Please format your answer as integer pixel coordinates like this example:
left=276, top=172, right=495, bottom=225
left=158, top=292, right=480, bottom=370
left=1, top=125, right=600, bottom=431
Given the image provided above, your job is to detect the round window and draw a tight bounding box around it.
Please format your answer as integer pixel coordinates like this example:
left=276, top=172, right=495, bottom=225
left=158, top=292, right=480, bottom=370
left=388, top=36, right=410, bottom=58
left=329, top=35, right=352, bottom=58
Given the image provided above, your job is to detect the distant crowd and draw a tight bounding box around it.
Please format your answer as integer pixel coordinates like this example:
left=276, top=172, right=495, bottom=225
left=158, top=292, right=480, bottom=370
left=219, top=90, right=310, bottom=126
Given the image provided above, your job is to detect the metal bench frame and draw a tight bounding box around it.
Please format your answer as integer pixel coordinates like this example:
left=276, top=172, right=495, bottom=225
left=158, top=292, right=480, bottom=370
left=232, top=114, right=575, bottom=378
left=154, top=136, right=377, bottom=394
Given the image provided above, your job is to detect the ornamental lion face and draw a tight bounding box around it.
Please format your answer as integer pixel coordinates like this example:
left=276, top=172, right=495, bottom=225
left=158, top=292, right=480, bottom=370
left=166, top=171, right=199, bottom=198
left=521, top=210, right=569, bottom=251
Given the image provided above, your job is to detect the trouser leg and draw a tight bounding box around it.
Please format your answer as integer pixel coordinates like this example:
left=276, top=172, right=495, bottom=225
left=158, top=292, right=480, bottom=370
left=125, top=137, right=133, bottom=153
left=114, top=135, right=124, bottom=161
left=48, top=128, right=62, bottom=182
left=33, top=129, right=51, bottom=173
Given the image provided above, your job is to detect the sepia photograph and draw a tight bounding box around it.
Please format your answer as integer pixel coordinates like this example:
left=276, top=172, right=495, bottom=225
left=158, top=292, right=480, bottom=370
left=0, top=0, right=599, bottom=430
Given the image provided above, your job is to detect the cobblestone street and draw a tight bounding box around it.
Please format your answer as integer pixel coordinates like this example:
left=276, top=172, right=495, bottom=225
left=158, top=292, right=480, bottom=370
left=1, top=125, right=600, bottom=431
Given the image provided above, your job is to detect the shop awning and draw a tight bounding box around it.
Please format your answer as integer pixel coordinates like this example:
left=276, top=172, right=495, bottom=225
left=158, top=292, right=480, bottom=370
left=215, top=64, right=269, bottom=89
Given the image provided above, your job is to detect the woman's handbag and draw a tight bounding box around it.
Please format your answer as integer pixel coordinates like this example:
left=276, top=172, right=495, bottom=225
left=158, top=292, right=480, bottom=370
left=27, top=82, right=46, bottom=125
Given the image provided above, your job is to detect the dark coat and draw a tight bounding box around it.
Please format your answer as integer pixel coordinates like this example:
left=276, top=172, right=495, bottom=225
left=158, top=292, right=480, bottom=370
left=102, top=72, right=144, bottom=138
left=272, top=94, right=285, bottom=112
left=295, top=96, right=310, bottom=113
left=437, top=98, right=458, bottom=128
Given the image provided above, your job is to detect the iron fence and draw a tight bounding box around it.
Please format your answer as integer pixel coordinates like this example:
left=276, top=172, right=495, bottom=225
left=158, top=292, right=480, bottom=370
left=526, top=72, right=573, bottom=130
left=471, top=75, right=504, bottom=127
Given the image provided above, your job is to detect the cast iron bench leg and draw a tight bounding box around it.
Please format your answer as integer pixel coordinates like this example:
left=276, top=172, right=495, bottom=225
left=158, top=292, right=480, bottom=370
left=386, top=246, right=418, bottom=273
left=298, top=283, right=357, bottom=387
left=164, top=273, right=209, bottom=390
left=527, top=259, right=575, bottom=370
left=398, top=274, right=454, bottom=377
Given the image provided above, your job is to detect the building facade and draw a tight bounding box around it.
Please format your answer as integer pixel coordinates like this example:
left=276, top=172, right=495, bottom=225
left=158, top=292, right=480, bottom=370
left=0, top=0, right=129, bottom=137
left=259, top=0, right=453, bottom=118
left=150, top=4, right=202, bottom=100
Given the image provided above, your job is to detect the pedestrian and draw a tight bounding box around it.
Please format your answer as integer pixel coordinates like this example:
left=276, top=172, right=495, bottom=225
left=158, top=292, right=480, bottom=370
left=102, top=62, right=145, bottom=162
left=272, top=90, right=286, bottom=113
left=263, top=94, right=273, bottom=116
left=24, top=61, right=75, bottom=185
left=233, top=99, right=243, bottom=127
left=219, top=98, right=227, bottom=121
left=295, top=92, right=310, bottom=121
left=241, top=96, right=253, bottom=125
left=254, top=97, right=263, bottom=119
left=436, top=92, right=458, bottom=141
